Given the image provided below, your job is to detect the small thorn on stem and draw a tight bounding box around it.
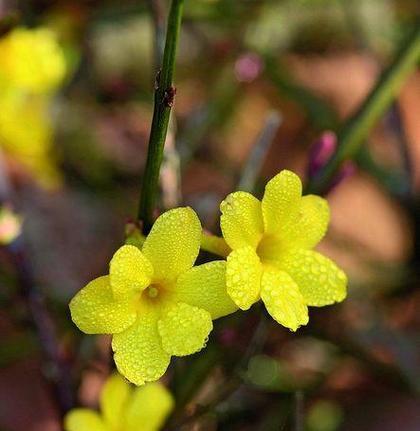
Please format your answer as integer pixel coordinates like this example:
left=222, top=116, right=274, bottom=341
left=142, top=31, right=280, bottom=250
left=164, top=86, right=177, bottom=107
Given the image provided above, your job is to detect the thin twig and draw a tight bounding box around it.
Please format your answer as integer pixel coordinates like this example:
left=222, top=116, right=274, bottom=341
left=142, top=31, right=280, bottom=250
left=388, top=104, right=414, bottom=197
left=138, top=0, right=185, bottom=232
left=238, top=111, right=282, bottom=193
left=168, top=305, right=271, bottom=430
left=201, top=112, right=282, bottom=257
left=0, top=152, right=73, bottom=416
left=306, top=24, right=420, bottom=194
left=237, top=311, right=270, bottom=372
left=294, top=390, right=304, bottom=431
left=9, top=238, right=74, bottom=415
left=147, top=0, right=166, bottom=70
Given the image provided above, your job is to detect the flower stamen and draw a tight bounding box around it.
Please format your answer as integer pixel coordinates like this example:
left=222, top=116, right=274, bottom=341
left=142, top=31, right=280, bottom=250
left=147, top=285, right=159, bottom=298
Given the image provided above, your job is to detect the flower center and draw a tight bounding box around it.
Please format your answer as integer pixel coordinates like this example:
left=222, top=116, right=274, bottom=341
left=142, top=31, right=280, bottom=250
left=256, top=234, right=282, bottom=265
left=145, top=284, right=161, bottom=299
left=137, top=281, right=175, bottom=312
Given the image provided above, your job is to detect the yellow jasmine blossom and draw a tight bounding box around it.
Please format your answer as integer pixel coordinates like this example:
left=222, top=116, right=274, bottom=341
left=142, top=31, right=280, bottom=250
left=220, top=170, right=347, bottom=331
left=64, top=373, right=174, bottom=431
left=0, top=92, right=60, bottom=187
left=0, top=26, right=66, bottom=187
left=0, top=27, right=66, bottom=94
left=70, top=207, right=237, bottom=385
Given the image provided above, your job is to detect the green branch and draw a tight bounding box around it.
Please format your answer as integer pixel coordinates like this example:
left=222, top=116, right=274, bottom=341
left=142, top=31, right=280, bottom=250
left=138, top=0, right=184, bottom=232
left=306, top=24, right=420, bottom=194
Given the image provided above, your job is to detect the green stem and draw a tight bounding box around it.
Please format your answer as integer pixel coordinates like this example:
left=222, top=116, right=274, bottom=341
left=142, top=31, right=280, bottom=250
left=306, top=24, right=420, bottom=194
left=138, top=0, right=184, bottom=232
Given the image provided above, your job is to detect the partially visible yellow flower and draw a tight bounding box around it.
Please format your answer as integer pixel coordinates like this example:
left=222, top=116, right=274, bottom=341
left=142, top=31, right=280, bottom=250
left=0, top=206, right=22, bottom=245
left=70, top=208, right=237, bottom=385
left=64, top=373, right=174, bottom=431
left=0, top=92, right=60, bottom=186
left=0, top=27, right=66, bottom=93
left=0, top=26, right=66, bottom=187
left=220, top=170, right=347, bottom=331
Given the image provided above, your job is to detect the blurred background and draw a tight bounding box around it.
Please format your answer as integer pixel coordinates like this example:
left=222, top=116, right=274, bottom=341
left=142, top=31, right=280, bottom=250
left=0, top=0, right=419, bottom=430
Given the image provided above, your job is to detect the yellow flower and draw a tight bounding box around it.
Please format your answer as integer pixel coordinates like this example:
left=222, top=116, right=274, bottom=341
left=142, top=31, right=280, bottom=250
left=0, top=26, right=66, bottom=187
left=0, top=91, right=60, bottom=187
left=70, top=207, right=237, bottom=385
left=64, top=373, right=174, bottom=431
left=220, top=170, right=347, bottom=331
left=0, top=27, right=66, bottom=94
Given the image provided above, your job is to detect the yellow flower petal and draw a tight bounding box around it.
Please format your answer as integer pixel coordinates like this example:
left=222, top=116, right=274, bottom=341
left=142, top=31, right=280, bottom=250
left=283, top=195, right=330, bottom=250
left=220, top=191, right=264, bottom=250
left=110, top=245, right=153, bottom=300
left=0, top=28, right=66, bottom=93
left=200, top=233, right=231, bottom=258
left=124, top=382, right=174, bottom=431
left=260, top=269, right=309, bottom=331
left=64, top=409, right=109, bottom=431
left=226, top=246, right=262, bottom=310
left=262, top=170, right=302, bottom=235
left=174, top=261, right=238, bottom=319
left=0, top=92, right=61, bottom=187
left=142, top=207, right=201, bottom=283
left=112, top=311, right=171, bottom=386
left=158, top=303, right=213, bottom=356
left=100, top=373, right=131, bottom=430
left=279, top=249, right=347, bottom=306
left=69, top=276, right=136, bottom=334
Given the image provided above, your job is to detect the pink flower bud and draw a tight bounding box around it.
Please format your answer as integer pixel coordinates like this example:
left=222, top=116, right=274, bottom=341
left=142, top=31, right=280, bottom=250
left=234, top=53, right=263, bottom=83
left=308, top=131, right=337, bottom=177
